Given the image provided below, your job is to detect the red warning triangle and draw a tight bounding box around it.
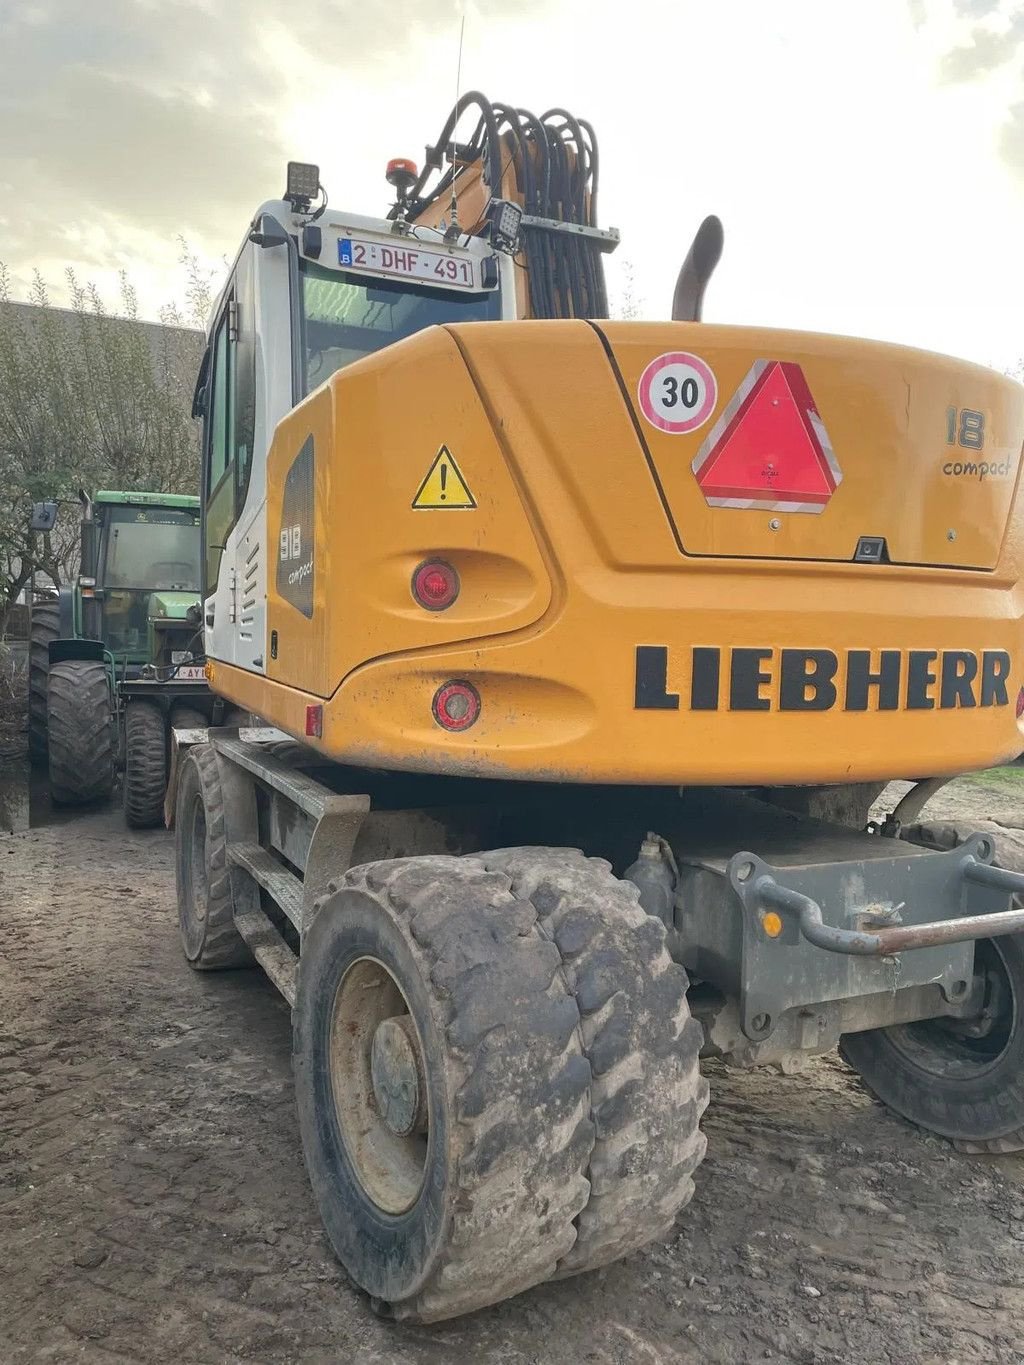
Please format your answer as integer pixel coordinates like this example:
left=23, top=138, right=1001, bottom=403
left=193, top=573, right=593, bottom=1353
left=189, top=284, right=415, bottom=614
left=692, top=360, right=841, bottom=512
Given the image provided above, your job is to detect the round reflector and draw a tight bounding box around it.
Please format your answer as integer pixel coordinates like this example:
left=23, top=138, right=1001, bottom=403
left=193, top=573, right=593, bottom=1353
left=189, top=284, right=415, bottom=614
left=412, top=559, right=459, bottom=611
left=432, top=680, right=480, bottom=732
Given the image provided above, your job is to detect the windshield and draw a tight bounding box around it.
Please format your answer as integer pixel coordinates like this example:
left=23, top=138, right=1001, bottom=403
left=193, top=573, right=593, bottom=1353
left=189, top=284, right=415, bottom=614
left=102, top=507, right=201, bottom=591
left=301, top=260, right=500, bottom=394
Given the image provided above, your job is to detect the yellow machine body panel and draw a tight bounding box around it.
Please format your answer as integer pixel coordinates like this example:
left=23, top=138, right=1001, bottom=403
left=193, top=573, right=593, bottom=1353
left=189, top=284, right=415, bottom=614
left=209, top=320, right=1024, bottom=786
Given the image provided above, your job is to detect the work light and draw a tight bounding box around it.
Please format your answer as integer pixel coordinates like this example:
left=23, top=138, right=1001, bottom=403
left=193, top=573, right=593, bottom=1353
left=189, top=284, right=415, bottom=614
left=285, top=161, right=320, bottom=212
left=486, top=197, right=523, bottom=254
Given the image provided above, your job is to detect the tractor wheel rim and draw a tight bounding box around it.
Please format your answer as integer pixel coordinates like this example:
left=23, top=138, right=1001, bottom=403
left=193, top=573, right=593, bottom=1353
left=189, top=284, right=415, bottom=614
left=884, top=938, right=1017, bottom=1080
left=330, top=956, right=429, bottom=1215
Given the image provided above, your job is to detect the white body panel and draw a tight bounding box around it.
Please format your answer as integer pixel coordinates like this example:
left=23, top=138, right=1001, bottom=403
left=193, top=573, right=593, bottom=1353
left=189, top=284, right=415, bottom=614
left=203, top=198, right=515, bottom=675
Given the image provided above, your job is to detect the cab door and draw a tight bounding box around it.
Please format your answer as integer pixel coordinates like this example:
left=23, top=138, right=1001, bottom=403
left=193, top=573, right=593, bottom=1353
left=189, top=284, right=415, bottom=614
left=201, top=306, right=237, bottom=663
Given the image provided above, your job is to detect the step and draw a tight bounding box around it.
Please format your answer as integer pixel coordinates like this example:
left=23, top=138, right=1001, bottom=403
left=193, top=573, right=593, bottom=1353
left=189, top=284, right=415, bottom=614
left=229, top=842, right=303, bottom=929
left=232, top=905, right=298, bottom=1006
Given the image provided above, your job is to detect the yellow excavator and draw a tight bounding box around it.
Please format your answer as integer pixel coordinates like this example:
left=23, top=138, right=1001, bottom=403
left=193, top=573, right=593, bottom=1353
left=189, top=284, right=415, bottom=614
left=171, top=93, right=1024, bottom=1322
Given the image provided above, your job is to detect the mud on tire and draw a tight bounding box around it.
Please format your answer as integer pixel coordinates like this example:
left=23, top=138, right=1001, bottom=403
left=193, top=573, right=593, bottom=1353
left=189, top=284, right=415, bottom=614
left=293, top=847, right=708, bottom=1323
left=482, top=848, right=709, bottom=1274
left=47, top=659, right=114, bottom=805
left=123, top=702, right=168, bottom=829
left=175, top=744, right=249, bottom=969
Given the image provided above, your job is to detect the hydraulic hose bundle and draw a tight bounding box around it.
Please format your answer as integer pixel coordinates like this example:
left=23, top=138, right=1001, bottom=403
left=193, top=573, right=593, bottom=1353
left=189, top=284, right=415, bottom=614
left=398, top=92, right=609, bottom=320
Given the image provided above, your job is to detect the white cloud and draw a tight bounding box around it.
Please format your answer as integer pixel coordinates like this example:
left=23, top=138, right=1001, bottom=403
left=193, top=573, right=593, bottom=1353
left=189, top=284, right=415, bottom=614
left=1, top=0, right=1021, bottom=371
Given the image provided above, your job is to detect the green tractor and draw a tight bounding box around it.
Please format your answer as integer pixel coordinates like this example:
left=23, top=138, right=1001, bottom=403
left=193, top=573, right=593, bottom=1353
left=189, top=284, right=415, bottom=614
left=29, top=490, right=216, bottom=827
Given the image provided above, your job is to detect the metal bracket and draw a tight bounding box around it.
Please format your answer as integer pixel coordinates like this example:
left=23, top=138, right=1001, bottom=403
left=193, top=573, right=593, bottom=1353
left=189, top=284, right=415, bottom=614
left=730, top=835, right=1024, bottom=957
left=519, top=214, right=621, bottom=252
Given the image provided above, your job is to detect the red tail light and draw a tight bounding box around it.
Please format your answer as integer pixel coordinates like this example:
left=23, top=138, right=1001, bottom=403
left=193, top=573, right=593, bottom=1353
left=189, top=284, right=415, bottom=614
left=432, top=680, right=480, bottom=732
left=1016, top=687, right=1024, bottom=720
left=412, top=559, right=460, bottom=611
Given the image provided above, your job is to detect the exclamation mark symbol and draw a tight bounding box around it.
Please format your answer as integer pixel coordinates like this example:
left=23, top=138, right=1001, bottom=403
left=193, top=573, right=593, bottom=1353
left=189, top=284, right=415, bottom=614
left=440, top=461, right=448, bottom=502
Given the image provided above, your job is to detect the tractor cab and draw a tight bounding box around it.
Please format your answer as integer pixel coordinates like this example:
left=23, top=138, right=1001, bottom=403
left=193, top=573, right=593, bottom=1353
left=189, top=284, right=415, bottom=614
left=82, top=492, right=201, bottom=665
left=28, top=489, right=208, bottom=818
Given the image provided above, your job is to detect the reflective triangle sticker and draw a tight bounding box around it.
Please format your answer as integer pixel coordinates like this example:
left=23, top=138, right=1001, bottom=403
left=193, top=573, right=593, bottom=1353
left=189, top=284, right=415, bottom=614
left=691, top=360, right=842, bottom=514
left=412, top=445, right=477, bottom=510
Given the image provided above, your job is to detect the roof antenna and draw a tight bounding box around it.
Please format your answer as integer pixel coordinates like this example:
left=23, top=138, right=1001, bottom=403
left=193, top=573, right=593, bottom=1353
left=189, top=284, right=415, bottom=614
left=444, top=12, right=466, bottom=243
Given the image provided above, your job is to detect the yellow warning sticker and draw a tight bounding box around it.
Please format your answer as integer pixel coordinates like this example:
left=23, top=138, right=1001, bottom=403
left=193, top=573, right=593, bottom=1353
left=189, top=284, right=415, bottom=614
left=412, top=445, right=477, bottom=510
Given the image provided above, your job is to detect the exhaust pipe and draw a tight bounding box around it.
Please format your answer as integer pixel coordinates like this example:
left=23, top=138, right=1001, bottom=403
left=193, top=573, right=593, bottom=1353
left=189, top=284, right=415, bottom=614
left=672, top=215, right=724, bottom=322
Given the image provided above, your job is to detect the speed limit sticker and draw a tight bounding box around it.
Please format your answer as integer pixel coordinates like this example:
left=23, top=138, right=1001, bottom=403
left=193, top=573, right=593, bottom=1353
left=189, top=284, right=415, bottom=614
left=637, top=351, right=717, bottom=435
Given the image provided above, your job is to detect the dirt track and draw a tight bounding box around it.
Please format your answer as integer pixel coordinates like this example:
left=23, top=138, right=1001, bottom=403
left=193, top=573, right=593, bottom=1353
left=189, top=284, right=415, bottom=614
left=3, top=776, right=1024, bottom=1363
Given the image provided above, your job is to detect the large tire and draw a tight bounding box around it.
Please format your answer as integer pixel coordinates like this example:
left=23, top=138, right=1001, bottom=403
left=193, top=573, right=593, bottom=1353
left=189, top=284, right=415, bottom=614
left=123, top=702, right=168, bottom=830
left=293, top=847, right=707, bottom=1323
left=841, top=935, right=1024, bottom=1152
left=174, top=744, right=250, bottom=969
left=169, top=704, right=208, bottom=731
left=46, top=660, right=114, bottom=805
left=28, top=601, right=59, bottom=762
left=842, top=818, right=1024, bottom=1153
left=482, top=848, right=709, bottom=1275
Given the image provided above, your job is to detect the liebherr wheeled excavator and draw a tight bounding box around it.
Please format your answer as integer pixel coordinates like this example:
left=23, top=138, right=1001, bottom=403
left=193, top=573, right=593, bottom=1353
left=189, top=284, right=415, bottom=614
left=171, top=93, right=1024, bottom=1321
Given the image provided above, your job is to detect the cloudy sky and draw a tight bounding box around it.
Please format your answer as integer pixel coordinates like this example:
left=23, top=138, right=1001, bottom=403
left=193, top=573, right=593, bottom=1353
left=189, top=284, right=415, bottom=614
left=1, top=0, right=1022, bottom=370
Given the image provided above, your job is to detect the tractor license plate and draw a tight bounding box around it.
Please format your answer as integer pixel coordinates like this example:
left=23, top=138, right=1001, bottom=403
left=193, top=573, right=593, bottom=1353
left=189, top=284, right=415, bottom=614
left=337, top=236, right=478, bottom=290
left=176, top=665, right=206, bottom=680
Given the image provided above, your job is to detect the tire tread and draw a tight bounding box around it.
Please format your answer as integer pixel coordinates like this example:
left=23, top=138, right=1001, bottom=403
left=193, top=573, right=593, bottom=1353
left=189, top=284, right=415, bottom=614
left=47, top=659, right=113, bottom=804
left=28, top=603, right=59, bottom=760
left=123, top=702, right=167, bottom=829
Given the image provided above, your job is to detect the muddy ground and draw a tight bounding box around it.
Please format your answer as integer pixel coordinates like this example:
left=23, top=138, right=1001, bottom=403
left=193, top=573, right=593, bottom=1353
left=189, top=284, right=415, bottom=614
left=3, top=771, right=1024, bottom=1363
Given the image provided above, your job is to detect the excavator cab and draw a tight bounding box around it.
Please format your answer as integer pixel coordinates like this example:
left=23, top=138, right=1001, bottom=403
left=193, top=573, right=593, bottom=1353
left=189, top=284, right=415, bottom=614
left=192, top=159, right=514, bottom=671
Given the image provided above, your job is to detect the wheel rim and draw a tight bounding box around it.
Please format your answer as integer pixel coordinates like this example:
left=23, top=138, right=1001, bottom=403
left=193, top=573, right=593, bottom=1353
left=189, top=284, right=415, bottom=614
left=884, top=938, right=1017, bottom=1079
left=329, top=957, right=429, bottom=1216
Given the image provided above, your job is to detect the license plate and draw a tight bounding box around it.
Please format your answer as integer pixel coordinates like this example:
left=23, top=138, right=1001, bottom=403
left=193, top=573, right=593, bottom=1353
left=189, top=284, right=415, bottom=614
left=176, top=665, right=206, bottom=680
left=338, top=236, right=478, bottom=291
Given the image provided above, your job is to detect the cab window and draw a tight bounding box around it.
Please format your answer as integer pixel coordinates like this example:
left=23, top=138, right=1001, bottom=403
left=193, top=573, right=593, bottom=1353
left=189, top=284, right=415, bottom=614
left=202, top=249, right=258, bottom=595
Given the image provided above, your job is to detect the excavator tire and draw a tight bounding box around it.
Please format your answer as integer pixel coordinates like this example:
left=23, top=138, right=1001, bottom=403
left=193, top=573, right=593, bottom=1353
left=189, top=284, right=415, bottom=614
left=123, top=702, right=168, bottom=829
left=175, top=744, right=251, bottom=970
left=481, top=848, right=709, bottom=1275
left=293, top=847, right=707, bottom=1323
left=46, top=660, right=114, bottom=805
left=842, top=818, right=1024, bottom=1153
left=28, top=601, right=59, bottom=761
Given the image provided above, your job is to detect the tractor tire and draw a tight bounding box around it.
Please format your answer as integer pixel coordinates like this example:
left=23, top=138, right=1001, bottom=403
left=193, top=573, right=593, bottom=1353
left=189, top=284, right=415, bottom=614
left=169, top=705, right=208, bottom=732
left=28, top=601, right=59, bottom=762
left=175, top=744, right=250, bottom=969
left=46, top=660, right=114, bottom=805
left=293, top=847, right=707, bottom=1323
left=123, top=702, right=168, bottom=829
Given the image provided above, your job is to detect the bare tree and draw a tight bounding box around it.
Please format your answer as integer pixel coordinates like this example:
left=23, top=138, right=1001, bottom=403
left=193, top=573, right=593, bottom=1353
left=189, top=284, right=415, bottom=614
left=0, top=256, right=207, bottom=634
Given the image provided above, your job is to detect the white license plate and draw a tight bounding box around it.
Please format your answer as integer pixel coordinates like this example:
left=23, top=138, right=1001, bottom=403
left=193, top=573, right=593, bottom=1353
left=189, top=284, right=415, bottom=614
left=338, top=236, right=478, bottom=290
left=176, top=665, right=206, bottom=680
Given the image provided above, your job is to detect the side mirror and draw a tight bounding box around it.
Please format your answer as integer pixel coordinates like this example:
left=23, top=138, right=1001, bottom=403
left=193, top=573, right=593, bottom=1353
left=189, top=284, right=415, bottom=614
left=248, top=213, right=290, bottom=250
left=192, top=346, right=211, bottom=420
left=30, top=501, right=58, bottom=532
